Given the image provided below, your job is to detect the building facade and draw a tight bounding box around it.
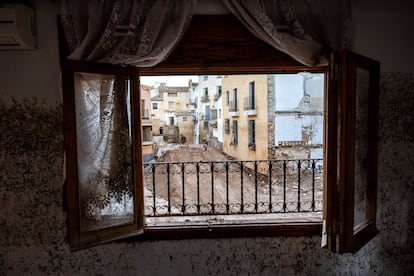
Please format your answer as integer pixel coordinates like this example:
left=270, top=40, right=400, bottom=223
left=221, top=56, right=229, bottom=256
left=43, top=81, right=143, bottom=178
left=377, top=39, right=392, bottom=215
left=150, top=84, right=193, bottom=144
left=272, top=73, right=324, bottom=160
left=197, top=75, right=222, bottom=145
left=222, top=74, right=270, bottom=164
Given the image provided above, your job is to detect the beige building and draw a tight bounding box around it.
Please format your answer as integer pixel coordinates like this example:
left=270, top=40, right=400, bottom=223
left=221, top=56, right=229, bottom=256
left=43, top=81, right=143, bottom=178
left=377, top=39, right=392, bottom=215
left=222, top=75, right=269, bottom=165
left=150, top=84, right=193, bottom=143
left=176, top=112, right=195, bottom=144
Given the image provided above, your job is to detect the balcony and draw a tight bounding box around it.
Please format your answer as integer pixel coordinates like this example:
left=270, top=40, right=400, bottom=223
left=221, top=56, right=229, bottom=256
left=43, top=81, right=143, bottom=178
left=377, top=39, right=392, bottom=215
left=201, top=95, right=210, bottom=103
left=143, top=158, right=323, bottom=218
left=229, top=101, right=238, bottom=117
left=243, top=97, right=257, bottom=116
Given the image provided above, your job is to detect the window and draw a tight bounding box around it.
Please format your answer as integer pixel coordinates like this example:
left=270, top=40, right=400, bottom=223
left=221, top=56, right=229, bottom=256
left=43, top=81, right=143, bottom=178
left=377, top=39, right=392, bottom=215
left=231, top=120, right=238, bottom=145
left=248, top=119, right=255, bottom=149
left=211, top=109, right=217, bottom=120
left=248, top=81, right=255, bottom=110
left=217, top=85, right=222, bottom=96
left=152, top=102, right=158, bottom=109
left=62, top=15, right=379, bottom=253
left=224, top=119, right=230, bottom=134
left=204, top=105, right=210, bottom=120
left=232, top=88, right=238, bottom=111
left=226, top=91, right=229, bottom=105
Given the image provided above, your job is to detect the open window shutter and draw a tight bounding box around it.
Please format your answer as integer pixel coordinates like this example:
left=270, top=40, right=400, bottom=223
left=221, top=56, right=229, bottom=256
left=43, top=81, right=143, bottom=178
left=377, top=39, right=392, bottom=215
left=323, top=50, right=380, bottom=253
left=63, top=60, right=144, bottom=249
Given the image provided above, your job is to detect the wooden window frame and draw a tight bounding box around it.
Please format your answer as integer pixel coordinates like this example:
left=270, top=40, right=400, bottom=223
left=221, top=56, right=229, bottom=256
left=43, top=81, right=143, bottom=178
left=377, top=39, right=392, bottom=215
left=62, top=61, right=144, bottom=250
left=61, top=15, right=379, bottom=253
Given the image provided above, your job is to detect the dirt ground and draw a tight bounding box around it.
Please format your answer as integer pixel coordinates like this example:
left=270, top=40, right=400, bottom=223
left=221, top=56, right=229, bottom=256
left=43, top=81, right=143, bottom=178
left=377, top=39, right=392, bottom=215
left=143, top=144, right=323, bottom=223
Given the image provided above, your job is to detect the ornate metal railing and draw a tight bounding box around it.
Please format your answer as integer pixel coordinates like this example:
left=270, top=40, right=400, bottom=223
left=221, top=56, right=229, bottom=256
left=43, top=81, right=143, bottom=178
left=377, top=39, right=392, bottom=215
left=143, top=158, right=323, bottom=217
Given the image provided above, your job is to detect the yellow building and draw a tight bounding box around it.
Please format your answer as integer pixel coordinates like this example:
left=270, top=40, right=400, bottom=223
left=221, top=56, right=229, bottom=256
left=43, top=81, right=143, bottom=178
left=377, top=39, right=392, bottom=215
left=222, top=75, right=269, bottom=165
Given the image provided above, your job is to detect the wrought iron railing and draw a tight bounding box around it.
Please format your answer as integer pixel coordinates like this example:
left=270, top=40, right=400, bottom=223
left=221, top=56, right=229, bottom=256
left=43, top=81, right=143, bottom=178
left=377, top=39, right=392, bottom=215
left=143, top=158, right=323, bottom=217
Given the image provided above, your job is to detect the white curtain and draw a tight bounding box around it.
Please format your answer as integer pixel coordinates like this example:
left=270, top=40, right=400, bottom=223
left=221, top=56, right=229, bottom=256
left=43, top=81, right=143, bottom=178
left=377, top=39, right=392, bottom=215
left=60, top=0, right=196, bottom=67
left=222, top=0, right=352, bottom=66
left=75, top=73, right=134, bottom=230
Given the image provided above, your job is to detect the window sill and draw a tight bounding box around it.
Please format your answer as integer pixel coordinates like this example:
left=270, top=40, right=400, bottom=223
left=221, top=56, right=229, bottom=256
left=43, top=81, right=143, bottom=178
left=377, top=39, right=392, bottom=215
left=133, top=215, right=322, bottom=240
left=140, top=222, right=321, bottom=240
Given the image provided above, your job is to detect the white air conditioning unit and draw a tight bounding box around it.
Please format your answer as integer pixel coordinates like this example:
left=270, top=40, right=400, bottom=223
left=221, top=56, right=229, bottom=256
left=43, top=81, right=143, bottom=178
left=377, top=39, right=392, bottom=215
left=0, top=5, right=36, bottom=50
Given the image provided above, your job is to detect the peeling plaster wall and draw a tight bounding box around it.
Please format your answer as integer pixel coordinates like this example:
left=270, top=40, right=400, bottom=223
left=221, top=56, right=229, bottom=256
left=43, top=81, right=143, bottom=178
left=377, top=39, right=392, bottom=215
left=1, top=1, right=413, bottom=275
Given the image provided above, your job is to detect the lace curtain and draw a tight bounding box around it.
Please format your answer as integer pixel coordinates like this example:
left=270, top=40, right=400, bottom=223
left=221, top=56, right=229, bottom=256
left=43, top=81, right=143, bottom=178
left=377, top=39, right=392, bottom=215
left=60, top=0, right=196, bottom=66
left=75, top=72, right=134, bottom=231
left=222, top=0, right=352, bottom=66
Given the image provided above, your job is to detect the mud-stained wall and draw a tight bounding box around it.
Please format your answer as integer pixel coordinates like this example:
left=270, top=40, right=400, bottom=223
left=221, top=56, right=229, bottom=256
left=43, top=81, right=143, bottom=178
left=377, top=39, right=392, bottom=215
left=0, top=74, right=412, bottom=275
left=0, top=0, right=413, bottom=275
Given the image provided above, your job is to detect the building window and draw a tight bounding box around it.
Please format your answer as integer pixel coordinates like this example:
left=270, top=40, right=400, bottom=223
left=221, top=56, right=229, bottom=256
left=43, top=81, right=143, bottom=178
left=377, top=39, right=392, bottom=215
left=249, top=81, right=255, bottom=110
left=231, top=120, right=238, bottom=145
left=152, top=102, right=158, bottom=109
left=205, top=105, right=210, bottom=120
left=217, top=86, right=222, bottom=97
left=203, top=121, right=209, bottom=130
left=224, top=119, right=230, bottom=134
left=232, top=89, right=238, bottom=111
left=182, top=116, right=187, bottom=121
left=211, top=109, right=217, bottom=120
left=248, top=120, right=255, bottom=150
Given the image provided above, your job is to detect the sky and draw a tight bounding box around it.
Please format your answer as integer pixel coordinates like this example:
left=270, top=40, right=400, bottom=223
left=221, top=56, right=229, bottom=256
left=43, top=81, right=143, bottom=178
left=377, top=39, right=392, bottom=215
left=140, top=75, right=198, bottom=87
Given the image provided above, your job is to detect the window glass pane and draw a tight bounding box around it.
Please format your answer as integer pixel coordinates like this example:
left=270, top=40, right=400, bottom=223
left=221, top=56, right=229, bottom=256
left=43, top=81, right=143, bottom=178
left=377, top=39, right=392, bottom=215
left=353, top=67, right=370, bottom=230
left=139, top=73, right=324, bottom=225
left=74, top=72, right=134, bottom=232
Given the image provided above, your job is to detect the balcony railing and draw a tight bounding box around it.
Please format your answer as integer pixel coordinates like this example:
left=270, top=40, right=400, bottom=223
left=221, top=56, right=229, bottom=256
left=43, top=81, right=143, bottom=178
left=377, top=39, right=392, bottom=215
left=201, top=95, right=210, bottom=103
left=229, top=100, right=238, bottom=112
left=143, top=158, right=323, bottom=217
left=243, top=97, right=255, bottom=111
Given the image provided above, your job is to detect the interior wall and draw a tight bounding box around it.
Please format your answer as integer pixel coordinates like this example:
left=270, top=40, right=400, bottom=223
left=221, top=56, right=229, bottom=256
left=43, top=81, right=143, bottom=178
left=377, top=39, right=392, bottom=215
left=0, top=1, right=413, bottom=275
